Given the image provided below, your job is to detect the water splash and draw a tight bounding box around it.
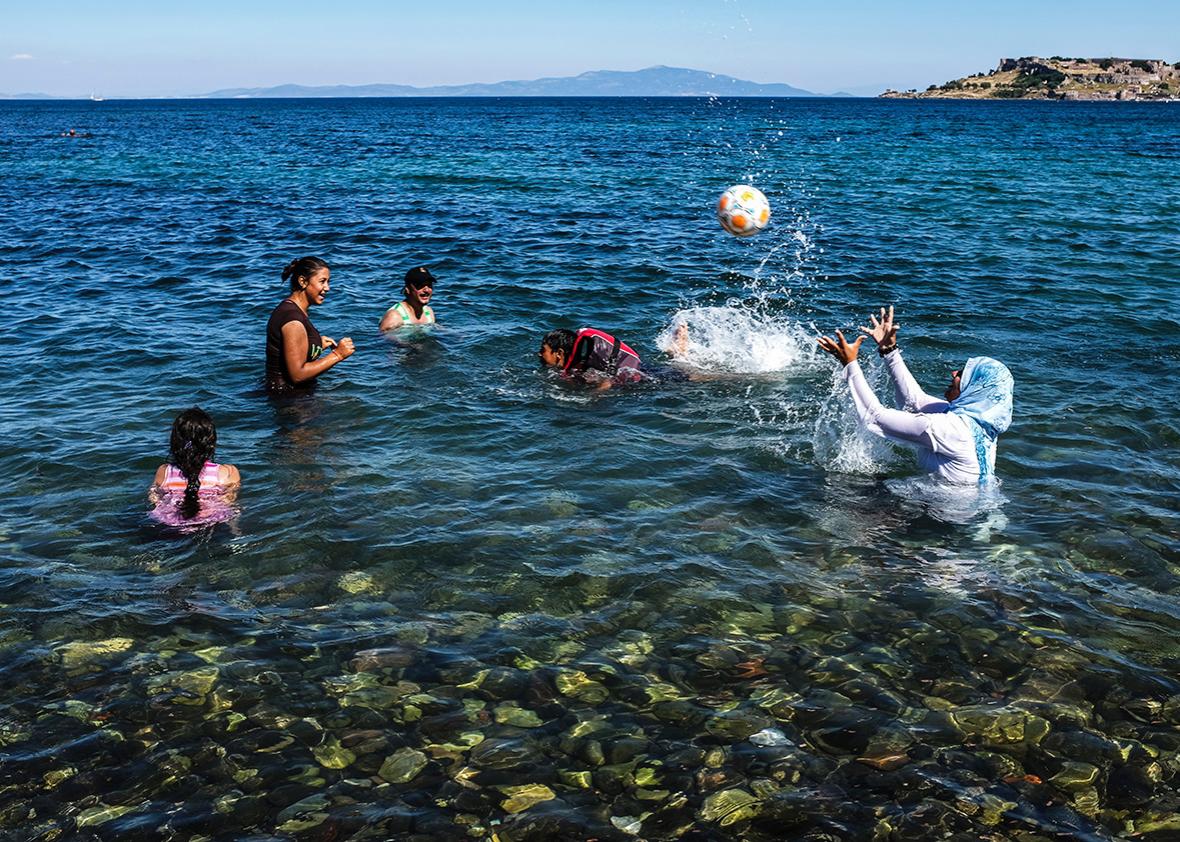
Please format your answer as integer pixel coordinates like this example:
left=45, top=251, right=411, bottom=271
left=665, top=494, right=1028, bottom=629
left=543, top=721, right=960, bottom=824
left=810, top=361, right=897, bottom=474
left=754, top=228, right=814, bottom=284
left=655, top=305, right=818, bottom=374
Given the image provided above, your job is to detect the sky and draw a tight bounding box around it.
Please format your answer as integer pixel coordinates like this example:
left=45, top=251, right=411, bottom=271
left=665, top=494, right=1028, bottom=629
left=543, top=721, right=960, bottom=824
left=3, top=0, right=1179, bottom=97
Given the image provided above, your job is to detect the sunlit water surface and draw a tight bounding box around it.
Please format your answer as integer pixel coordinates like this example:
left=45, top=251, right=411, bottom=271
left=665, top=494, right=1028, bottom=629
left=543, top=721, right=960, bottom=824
left=2, top=98, right=1179, bottom=841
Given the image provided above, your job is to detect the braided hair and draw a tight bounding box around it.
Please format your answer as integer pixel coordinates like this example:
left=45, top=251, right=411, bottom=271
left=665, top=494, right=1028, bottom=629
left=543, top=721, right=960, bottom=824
left=169, top=407, right=217, bottom=519
left=281, top=256, right=329, bottom=291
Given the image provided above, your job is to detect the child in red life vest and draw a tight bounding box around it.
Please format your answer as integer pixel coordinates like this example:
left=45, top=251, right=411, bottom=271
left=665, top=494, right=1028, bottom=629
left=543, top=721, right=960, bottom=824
left=538, top=327, right=644, bottom=388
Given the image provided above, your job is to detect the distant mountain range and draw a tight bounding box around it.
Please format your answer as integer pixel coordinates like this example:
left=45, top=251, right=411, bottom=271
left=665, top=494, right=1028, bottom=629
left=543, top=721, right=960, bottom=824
left=202, top=66, right=843, bottom=99
left=0, top=91, right=67, bottom=100
left=0, top=66, right=854, bottom=101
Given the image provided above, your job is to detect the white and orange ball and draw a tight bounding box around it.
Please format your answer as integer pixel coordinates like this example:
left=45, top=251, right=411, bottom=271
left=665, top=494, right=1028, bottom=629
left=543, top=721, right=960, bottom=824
left=717, top=184, right=770, bottom=238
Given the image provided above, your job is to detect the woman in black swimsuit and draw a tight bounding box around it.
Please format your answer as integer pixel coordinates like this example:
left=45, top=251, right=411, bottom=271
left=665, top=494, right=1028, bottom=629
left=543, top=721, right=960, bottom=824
left=265, top=256, right=354, bottom=393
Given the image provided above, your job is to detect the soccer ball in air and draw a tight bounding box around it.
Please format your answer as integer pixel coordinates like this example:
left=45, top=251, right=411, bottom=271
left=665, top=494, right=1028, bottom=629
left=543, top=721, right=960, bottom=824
left=717, top=184, right=770, bottom=238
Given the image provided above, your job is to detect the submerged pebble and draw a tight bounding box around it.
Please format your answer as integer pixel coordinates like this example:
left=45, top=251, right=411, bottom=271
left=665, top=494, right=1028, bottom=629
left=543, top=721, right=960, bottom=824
left=378, top=747, right=428, bottom=783
left=499, top=783, right=556, bottom=813
left=58, top=637, right=134, bottom=670
left=699, top=788, right=762, bottom=826
left=74, top=803, right=136, bottom=828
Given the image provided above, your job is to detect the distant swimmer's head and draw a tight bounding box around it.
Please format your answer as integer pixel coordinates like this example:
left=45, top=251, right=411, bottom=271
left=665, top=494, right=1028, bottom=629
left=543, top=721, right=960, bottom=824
left=282, top=256, right=330, bottom=305
left=169, top=407, right=217, bottom=519
left=403, top=266, right=436, bottom=307
left=539, top=328, right=576, bottom=368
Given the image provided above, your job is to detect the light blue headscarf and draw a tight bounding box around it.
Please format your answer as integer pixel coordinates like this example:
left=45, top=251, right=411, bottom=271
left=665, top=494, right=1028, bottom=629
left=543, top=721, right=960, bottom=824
left=948, top=357, right=1013, bottom=482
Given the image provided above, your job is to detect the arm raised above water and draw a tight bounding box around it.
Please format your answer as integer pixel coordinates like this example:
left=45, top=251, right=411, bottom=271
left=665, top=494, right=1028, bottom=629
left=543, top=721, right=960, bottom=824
left=842, top=360, right=936, bottom=446
left=882, top=350, right=949, bottom=413
left=858, top=306, right=947, bottom=412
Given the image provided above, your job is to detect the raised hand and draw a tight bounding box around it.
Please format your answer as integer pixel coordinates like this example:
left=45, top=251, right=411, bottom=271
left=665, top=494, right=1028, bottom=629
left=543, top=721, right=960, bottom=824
left=859, top=305, right=899, bottom=350
left=817, top=329, right=865, bottom=367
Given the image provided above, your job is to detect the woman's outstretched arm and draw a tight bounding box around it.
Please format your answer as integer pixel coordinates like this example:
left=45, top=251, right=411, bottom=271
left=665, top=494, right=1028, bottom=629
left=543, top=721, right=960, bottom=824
left=843, top=361, right=934, bottom=445
left=882, top=351, right=948, bottom=412
left=818, top=328, right=933, bottom=446
left=859, top=306, right=947, bottom=412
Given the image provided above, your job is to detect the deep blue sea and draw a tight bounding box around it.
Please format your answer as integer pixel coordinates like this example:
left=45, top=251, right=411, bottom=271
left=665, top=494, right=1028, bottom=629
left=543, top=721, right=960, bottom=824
left=2, top=97, right=1179, bottom=841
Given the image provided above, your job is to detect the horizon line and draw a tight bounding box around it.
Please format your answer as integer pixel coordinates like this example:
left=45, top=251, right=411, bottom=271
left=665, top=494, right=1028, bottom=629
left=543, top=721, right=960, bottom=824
left=0, top=65, right=861, bottom=101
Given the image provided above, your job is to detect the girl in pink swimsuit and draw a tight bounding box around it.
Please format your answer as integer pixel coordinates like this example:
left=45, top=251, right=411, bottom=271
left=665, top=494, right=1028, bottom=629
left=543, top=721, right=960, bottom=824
left=149, top=408, right=241, bottom=527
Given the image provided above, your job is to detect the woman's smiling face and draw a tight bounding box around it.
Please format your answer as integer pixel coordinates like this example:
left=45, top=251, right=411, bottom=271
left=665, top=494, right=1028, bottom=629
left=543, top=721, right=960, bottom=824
left=303, top=268, right=330, bottom=305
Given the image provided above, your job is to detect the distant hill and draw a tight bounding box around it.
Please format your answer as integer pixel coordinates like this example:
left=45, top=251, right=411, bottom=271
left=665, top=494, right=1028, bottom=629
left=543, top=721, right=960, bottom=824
left=882, top=57, right=1180, bottom=101
left=0, top=92, right=68, bottom=100
left=202, top=66, right=824, bottom=99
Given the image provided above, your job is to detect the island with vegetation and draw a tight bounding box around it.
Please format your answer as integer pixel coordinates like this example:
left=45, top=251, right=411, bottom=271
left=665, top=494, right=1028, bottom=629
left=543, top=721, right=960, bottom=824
left=882, top=57, right=1180, bottom=100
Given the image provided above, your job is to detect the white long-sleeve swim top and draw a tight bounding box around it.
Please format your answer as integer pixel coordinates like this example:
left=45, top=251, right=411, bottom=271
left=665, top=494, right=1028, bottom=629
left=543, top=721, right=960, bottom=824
left=841, top=350, right=982, bottom=484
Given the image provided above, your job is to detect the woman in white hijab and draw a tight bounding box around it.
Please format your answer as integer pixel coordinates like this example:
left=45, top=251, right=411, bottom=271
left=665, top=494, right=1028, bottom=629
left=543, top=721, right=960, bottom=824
left=818, top=307, right=1014, bottom=485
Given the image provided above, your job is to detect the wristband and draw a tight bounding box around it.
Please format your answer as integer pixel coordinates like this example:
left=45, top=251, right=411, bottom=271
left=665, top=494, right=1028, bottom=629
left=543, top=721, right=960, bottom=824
left=878, top=343, right=897, bottom=357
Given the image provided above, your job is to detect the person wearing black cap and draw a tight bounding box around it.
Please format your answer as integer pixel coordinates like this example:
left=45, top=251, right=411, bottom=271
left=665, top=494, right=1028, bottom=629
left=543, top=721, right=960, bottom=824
left=379, top=267, right=437, bottom=330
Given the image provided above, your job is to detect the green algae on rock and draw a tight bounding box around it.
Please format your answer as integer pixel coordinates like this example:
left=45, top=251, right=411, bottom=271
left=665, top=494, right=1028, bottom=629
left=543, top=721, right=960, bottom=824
left=500, top=783, right=557, bottom=813
left=312, top=737, right=356, bottom=769
left=378, top=747, right=428, bottom=783
left=58, top=637, right=134, bottom=670
left=699, top=788, right=762, bottom=826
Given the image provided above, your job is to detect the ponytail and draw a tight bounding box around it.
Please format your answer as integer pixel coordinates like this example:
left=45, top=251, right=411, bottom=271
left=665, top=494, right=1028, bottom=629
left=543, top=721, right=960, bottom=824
left=281, top=256, right=329, bottom=292
left=169, top=408, right=217, bottom=520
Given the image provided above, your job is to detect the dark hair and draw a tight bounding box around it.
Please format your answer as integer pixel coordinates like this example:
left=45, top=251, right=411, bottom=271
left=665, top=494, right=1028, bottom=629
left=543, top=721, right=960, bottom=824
left=541, top=328, right=577, bottom=357
left=169, top=407, right=217, bottom=519
left=281, top=256, right=329, bottom=292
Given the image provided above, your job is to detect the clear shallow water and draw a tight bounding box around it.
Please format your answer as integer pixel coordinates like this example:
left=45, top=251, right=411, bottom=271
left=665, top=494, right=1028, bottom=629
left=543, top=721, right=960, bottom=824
left=2, top=98, right=1179, bottom=840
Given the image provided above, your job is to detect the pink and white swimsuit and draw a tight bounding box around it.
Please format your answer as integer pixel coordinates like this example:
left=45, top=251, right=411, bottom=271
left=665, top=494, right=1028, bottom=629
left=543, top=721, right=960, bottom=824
left=152, top=462, right=236, bottom=527
left=158, top=461, right=226, bottom=493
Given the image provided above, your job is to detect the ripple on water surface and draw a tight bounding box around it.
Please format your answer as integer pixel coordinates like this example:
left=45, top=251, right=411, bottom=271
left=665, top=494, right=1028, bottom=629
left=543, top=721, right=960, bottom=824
left=1, top=98, right=1179, bottom=840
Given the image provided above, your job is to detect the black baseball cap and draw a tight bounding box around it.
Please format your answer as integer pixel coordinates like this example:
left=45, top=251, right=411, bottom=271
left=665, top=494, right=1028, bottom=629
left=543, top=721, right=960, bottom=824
left=404, top=266, right=436, bottom=289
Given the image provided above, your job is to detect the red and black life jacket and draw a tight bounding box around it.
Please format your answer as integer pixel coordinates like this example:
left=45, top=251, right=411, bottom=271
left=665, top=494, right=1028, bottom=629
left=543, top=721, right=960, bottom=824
left=563, top=328, right=642, bottom=380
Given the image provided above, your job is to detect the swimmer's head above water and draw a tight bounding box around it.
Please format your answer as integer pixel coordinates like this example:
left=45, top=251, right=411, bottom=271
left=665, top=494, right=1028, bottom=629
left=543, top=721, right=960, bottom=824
left=539, top=328, right=577, bottom=368
left=403, top=266, right=435, bottom=309
left=947, top=357, right=1013, bottom=438
left=282, top=256, right=331, bottom=304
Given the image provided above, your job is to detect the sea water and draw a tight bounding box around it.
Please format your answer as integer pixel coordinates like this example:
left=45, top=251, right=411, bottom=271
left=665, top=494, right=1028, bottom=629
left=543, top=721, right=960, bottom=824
left=1, top=97, right=1179, bottom=839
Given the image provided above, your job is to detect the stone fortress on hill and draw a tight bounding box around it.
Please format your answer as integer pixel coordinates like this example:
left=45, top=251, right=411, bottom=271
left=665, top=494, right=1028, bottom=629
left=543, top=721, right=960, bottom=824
left=882, top=57, right=1180, bottom=100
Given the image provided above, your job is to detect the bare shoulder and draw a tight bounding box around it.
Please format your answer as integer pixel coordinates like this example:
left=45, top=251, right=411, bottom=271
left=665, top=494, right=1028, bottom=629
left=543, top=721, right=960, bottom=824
left=379, top=306, right=404, bottom=331
left=153, top=464, right=168, bottom=485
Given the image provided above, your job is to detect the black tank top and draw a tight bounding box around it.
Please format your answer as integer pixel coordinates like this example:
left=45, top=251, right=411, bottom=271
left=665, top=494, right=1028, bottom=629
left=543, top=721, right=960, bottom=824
left=266, top=299, right=323, bottom=391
